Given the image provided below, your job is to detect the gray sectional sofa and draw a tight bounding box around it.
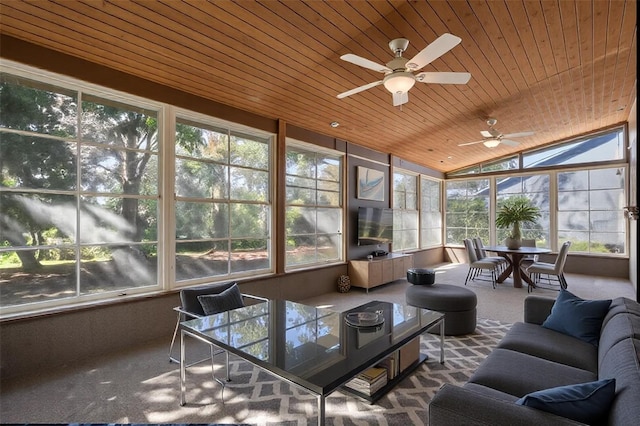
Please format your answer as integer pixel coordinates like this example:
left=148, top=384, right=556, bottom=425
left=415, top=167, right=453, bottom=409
left=429, top=293, right=640, bottom=425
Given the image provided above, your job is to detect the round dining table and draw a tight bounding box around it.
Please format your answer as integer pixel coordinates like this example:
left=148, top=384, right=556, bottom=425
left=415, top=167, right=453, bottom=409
left=483, top=245, right=552, bottom=288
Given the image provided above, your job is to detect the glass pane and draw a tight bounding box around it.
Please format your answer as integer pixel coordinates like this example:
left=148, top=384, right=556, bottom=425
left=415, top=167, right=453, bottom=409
left=80, top=244, right=156, bottom=293
left=0, top=248, right=77, bottom=308
left=286, top=206, right=315, bottom=234
left=286, top=150, right=315, bottom=178
left=176, top=159, right=228, bottom=199
left=524, top=128, right=624, bottom=167
left=175, top=240, right=229, bottom=281
left=590, top=189, right=624, bottom=210
left=406, top=192, right=417, bottom=210
left=317, top=190, right=339, bottom=206
left=590, top=233, right=624, bottom=254
left=590, top=211, right=625, bottom=232
left=316, top=208, right=341, bottom=234
left=230, top=204, right=268, bottom=238
left=1, top=134, right=77, bottom=190
left=317, top=234, right=341, bottom=261
left=558, top=170, right=588, bottom=191
left=590, top=168, right=624, bottom=190
left=317, top=180, right=339, bottom=192
left=81, top=147, right=158, bottom=195
left=175, top=121, right=228, bottom=162
left=80, top=196, right=156, bottom=244
left=230, top=167, right=268, bottom=201
left=81, top=97, right=158, bottom=151
left=1, top=192, right=77, bottom=246
left=0, top=73, right=77, bottom=137
left=175, top=201, right=228, bottom=239
left=558, top=191, right=589, bottom=211
left=286, top=187, right=315, bottom=205
left=230, top=239, right=269, bottom=273
left=558, top=211, right=589, bottom=231
left=286, top=235, right=317, bottom=266
left=317, top=158, right=340, bottom=182
left=286, top=175, right=315, bottom=189
left=230, top=136, right=269, bottom=169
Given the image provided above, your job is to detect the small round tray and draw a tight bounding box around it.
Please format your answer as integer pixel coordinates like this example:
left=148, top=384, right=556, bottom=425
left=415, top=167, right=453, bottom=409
left=345, top=311, right=384, bottom=328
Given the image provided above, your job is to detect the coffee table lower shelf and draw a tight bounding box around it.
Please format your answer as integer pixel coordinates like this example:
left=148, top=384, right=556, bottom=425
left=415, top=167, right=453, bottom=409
left=340, top=353, right=429, bottom=404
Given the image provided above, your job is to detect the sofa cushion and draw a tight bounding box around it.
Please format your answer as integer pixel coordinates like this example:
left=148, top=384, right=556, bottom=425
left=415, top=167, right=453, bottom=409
left=197, top=283, right=245, bottom=315
left=497, top=322, right=598, bottom=372
left=602, top=297, right=640, bottom=329
left=515, top=378, right=615, bottom=425
left=598, top=313, right=640, bottom=362
left=468, top=348, right=596, bottom=397
left=598, top=338, right=640, bottom=426
left=542, top=289, right=611, bottom=346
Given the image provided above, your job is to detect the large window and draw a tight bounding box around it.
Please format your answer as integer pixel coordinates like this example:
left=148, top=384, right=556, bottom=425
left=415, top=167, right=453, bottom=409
left=1, top=72, right=161, bottom=311
left=174, top=115, right=272, bottom=282
left=285, top=141, right=343, bottom=268
left=420, top=177, right=442, bottom=247
left=445, top=178, right=490, bottom=243
left=392, top=171, right=418, bottom=251
left=495, top=174, right=550, bottom=247
left=557, top=167, right=626, bottom=254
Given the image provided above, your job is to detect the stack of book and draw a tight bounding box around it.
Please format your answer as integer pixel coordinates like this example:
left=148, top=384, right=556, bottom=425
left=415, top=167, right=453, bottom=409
left=344, top=366, right=388, bottom=396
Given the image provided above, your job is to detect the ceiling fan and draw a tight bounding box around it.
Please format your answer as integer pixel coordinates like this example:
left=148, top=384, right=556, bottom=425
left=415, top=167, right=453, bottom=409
left=458, top=118, right=535, bottom=148
left=337, top=33, right=471, bottom=107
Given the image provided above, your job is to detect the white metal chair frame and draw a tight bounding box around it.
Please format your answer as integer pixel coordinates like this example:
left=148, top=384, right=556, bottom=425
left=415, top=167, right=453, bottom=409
left=464, top=238, right=498, bottom=288
left=526, top=241, right=572, bottom=292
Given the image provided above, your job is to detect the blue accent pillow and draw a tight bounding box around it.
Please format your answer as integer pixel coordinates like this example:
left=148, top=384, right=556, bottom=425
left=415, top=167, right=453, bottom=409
left=516, top=378, right=616, bottom=424
left=542, top=289, right=611, bottom=346
left=197, top=283, right=244, bottom=315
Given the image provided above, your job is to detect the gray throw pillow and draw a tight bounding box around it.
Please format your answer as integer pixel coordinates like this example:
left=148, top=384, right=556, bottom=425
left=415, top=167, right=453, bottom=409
left=197, top=283, right=244, bottom=315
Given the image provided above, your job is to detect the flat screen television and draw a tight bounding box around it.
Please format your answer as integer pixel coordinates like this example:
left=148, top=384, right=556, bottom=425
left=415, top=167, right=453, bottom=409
left=358, top=207, right=393, bottom=246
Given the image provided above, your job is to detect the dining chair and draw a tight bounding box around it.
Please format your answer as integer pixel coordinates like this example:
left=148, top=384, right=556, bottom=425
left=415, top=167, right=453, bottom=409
left=520, top=238, right=539, bottom=266
left=168, top=281, right=267, bottom=385
left=472, top=237, right=507, bottom=273
left=463, top=238, right=498, bottom=288
left=526, top=241, right=572, bottom=292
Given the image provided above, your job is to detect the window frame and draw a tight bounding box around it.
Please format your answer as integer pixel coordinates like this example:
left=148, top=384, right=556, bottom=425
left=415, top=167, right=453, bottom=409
left=284, top=139, right=345, bottom=270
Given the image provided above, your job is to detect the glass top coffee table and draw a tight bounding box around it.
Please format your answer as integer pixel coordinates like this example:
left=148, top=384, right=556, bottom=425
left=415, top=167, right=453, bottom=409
left=179, top=299, right=444, bottom=425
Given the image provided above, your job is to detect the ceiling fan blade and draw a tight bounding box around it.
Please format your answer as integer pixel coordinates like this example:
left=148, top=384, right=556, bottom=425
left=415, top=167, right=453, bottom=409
left=501, top=139, right=520, bottom=147
left=340, top=54, right=391, bottom=73
left=392, top=91, right=409, bottom=106
left=502, top=131, right=534, bottom=138
left=337, top=80, right=384, bottom=99
left=406, top=33, right=462, bottom=70
left=480, top=130, right=493, bottom=138
left=458, top=140, right=485, bottom=147
left=415, top=72, right=471, bottom=84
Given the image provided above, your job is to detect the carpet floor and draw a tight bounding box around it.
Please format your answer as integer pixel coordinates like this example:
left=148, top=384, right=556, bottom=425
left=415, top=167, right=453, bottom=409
left=1, top=263, right=634, bottom=425
left=0, top=319, right=510, bottom=425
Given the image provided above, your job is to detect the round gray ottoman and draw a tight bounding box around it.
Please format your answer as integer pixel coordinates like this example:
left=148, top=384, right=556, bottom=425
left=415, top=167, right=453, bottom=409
left=406, top=284, right=477, bottom=335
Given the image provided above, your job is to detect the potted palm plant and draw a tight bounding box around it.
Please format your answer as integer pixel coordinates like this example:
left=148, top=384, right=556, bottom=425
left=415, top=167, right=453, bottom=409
left=495, top=196, right=541, bottom=249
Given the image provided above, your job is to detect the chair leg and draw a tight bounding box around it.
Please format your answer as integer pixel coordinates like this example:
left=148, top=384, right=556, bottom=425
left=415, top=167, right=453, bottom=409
left=169, top=311, right=181, bottom=363
left=465, top=268, right=472, bottom=285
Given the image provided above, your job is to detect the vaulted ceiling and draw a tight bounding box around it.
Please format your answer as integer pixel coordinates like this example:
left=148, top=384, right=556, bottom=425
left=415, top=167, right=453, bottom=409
left=0, top=0, right=636, bottom=172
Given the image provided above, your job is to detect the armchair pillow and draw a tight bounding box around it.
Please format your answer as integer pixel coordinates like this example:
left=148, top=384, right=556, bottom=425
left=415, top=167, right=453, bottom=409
left=198, top=283, right=245, bottom=315
left=516, top=378, right=616, bottom=425
left=542, top=289, right=611, bottom=346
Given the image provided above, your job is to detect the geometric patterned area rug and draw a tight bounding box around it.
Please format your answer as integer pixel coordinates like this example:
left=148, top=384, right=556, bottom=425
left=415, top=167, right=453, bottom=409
left=181, top=318, right=511, bottom=426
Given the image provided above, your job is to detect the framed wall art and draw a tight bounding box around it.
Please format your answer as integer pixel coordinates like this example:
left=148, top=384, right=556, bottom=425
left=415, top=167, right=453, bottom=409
left=357, top=166, right=385, bottom=201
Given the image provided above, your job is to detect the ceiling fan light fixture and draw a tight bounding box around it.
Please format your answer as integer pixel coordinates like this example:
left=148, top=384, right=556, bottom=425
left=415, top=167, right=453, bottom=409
left=483, top=139, right=501, bottom=148
left=383, top=72, right=415, bottom=94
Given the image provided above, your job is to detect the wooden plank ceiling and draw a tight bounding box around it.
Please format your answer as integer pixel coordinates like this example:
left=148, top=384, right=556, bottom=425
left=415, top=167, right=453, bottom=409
left=0, top=0, right=636, bottom=172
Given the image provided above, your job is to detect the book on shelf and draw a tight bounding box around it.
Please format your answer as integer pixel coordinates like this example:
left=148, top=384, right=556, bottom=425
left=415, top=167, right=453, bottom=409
left=345, top=366, right=388, bottom=396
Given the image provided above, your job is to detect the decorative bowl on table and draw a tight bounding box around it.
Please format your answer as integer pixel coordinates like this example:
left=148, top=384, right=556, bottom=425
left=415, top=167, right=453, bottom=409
left=345, top=311, right=384, bottom=328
